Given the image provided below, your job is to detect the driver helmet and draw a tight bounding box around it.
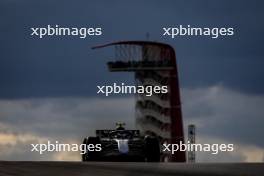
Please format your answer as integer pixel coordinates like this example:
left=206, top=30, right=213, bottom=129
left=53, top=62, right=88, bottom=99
left=116, top=122, right=125, bottom=130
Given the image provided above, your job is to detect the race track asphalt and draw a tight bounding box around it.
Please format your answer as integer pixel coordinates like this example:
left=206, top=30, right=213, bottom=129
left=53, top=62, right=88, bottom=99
left=0, top=161, right=263, bottom=176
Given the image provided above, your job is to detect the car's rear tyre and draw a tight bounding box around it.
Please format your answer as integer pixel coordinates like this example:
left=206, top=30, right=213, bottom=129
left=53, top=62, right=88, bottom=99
left=82, top=138, right=88, bottom=162
left=145, top=137, right=160, bottom=162
left=86, top=137, right=101, bottom=161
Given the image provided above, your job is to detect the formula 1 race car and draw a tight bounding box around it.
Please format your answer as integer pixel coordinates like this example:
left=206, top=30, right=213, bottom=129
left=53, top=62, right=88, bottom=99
left=82, top=123, right=160, bottom=162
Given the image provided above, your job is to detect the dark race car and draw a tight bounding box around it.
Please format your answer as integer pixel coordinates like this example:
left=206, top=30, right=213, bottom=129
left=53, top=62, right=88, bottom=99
left=82, top=123, right=160, bottom=162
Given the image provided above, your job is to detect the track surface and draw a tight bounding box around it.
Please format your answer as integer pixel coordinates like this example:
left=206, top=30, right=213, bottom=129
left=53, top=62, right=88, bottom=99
left=0, top=162, right=263, bottom=176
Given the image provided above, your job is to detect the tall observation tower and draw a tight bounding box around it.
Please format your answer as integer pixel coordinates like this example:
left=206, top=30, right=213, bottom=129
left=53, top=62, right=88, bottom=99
left=93, top=41, right=186, bottom=162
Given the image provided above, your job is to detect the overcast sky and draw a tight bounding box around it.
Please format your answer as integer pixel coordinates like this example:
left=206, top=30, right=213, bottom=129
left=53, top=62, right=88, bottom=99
left=0, top=0, right=264, bottom=162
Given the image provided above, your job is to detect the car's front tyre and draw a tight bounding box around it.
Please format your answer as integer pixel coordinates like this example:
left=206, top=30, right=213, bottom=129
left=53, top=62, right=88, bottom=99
left=145, top=137, right=160, bottom=162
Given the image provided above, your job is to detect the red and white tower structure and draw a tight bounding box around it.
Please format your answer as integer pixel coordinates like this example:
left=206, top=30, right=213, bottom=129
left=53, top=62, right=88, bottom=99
left=93, top=41, right=186, bottom=162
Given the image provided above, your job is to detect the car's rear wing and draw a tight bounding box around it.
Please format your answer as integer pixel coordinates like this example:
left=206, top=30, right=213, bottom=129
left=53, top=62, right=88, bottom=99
left=96, top=130, right=140, bottom=138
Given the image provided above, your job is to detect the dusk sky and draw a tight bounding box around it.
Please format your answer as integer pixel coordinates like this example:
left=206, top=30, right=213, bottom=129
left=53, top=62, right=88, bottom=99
left=0, top=0, right=263, bottom=162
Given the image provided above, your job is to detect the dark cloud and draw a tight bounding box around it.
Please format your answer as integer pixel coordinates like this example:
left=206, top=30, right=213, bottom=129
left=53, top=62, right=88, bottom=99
left=182, top=85, right=264, bottom=148
left=0, top=98, right=135, bottom=139
left=0, top=0, right=264, bottom=98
